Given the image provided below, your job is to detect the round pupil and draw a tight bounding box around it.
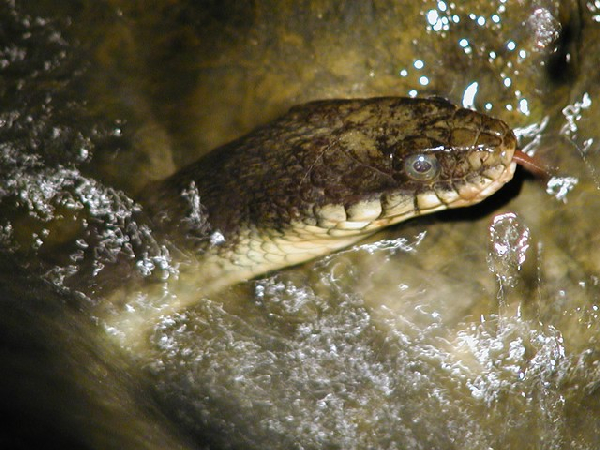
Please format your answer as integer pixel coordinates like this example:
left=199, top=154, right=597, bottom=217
left=413, top=157, right=432, bottom=173
left=404, top=153, right=439, bottom=181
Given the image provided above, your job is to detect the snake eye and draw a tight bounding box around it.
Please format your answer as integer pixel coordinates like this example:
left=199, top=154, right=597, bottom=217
left=404, top=153, right=440, bottom=181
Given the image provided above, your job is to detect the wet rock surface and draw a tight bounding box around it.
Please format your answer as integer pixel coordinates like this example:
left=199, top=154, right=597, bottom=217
left=1, top=1, right=600, bottom=449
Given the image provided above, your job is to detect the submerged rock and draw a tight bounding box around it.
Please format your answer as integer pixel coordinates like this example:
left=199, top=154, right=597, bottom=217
left=1, top=1, right=599, bottom=449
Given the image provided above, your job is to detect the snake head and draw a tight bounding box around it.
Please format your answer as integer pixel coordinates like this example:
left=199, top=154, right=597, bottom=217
left=385, top=105, right=518, bottom=214
left=147, top=97, right=523, bottom=288
left=306, top=98, right=519, bottom=232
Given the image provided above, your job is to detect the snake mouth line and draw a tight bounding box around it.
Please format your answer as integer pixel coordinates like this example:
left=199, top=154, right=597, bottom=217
left=309, top=162, right=518, bottom=235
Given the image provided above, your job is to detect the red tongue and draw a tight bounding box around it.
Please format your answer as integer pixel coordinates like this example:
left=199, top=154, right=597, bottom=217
left=512, top=150, right=551, bottom=180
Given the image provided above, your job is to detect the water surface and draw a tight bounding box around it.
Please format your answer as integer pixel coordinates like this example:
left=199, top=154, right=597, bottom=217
left=1, top=1, right=599, bottom=449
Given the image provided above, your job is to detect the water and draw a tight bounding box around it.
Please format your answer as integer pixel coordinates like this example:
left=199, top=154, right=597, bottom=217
left=1, top=1, right=600, bottom=449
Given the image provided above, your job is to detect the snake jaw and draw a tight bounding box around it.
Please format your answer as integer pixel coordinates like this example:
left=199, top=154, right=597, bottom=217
left=303, top=140, right=519, bottom=236
left=445, top=161, right=517, bottom=208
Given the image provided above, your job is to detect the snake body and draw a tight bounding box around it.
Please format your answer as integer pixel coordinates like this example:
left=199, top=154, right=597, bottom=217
left=148, top=97, right=516, bottom=286
left=109, top=97, right=519, bottom=347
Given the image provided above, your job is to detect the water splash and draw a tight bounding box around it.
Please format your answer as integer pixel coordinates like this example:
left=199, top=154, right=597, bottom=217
left=487, top=212, right=530, bottom=289
left=545, top=176, right=578, bottom=203
left=318, top=232, right=427, bottom=262
left=559, top=93, right=600, bottom=191
left=560, top=92, right=592, bottom=137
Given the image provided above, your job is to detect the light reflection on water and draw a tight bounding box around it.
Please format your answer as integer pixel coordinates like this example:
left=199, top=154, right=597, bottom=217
left=147, top=222, right=573, bottom=448
left=2, top=0, right=600, bottom=449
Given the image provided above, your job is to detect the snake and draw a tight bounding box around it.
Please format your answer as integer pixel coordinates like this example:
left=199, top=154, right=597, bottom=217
left=104, top=96, right=537, bottom=348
